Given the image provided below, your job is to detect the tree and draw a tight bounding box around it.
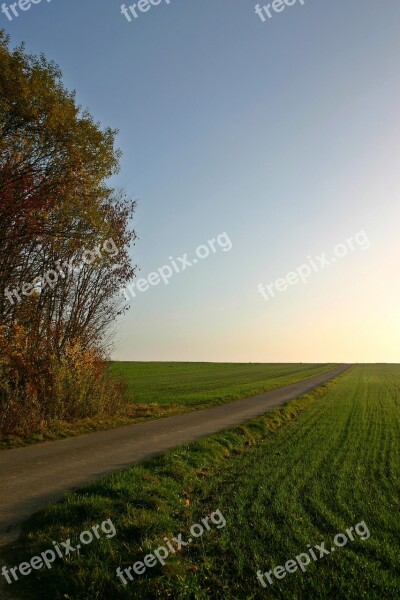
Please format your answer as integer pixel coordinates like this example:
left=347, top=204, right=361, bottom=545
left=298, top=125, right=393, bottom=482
left=0, top=31, right=136, bottom=434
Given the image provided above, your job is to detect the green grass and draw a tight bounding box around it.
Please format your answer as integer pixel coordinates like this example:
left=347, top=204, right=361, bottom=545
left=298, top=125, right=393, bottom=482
left=2, top=365, right=399, bottom=599
left=1, top=362, right=336, bottom=449
left=109, top=362, right=337, bottom=408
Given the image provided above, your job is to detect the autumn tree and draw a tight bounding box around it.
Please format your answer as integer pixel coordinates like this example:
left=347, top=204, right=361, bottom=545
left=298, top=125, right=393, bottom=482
left=0, top=31, right=136, bottom=434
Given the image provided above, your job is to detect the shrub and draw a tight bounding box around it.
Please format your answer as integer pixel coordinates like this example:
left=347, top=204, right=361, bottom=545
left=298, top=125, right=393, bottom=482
left=0, top=325, right=127, bottom=437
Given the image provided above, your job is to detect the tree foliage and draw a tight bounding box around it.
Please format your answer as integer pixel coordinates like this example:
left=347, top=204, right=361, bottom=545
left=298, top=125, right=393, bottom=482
left=0, top=32, right=136, bottom=434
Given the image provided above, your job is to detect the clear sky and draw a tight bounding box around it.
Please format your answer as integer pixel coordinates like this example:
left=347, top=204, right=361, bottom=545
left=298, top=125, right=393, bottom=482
left=2, top=0, right=400, bottom=362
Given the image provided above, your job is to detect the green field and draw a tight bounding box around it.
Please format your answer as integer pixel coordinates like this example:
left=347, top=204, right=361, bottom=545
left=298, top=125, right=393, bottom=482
left=110, top=361, right=337, bottom=408
left=2, top=365, right=399, bottom=599
left=1, top=363, right=338, bottom=449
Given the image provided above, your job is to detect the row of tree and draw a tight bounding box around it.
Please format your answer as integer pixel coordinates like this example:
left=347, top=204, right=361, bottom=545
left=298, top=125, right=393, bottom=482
left=0, top=32, right=136, bottom=435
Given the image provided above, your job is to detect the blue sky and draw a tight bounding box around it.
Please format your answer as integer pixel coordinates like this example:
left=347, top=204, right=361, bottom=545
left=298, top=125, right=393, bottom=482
left=3, top=0, right=400, bottom=362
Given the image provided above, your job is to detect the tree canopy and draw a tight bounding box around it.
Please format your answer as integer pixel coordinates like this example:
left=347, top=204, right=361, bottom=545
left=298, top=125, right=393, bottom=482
left=0, top=31, right=136, bottom=434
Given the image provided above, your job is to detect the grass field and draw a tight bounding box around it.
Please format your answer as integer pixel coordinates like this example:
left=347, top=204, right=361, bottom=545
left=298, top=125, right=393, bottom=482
left=0, top=363, right=337, bottom=449
left=110, top=361, right=337, bottom=408
left=2, top=365, right=399, bottom=599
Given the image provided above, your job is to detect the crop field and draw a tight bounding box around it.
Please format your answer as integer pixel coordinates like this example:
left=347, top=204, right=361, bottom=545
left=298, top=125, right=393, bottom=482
left=2, top=365, right=399, bottom=599
left=110, top=361, right=337, bottom=408
left=0, top=362, right=337, bottom=449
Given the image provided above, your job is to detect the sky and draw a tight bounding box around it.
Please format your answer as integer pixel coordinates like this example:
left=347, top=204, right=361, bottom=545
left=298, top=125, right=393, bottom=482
left=2, top=0, right=400, bottom=363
